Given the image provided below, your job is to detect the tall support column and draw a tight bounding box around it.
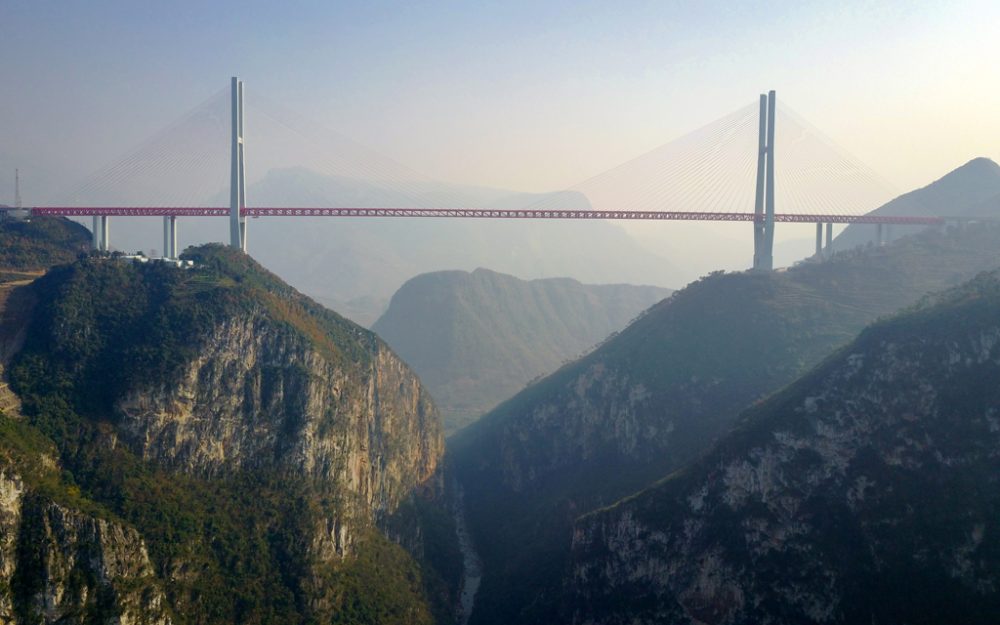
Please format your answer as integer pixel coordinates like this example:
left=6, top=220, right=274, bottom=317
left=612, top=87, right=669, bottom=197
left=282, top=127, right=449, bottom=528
left=825, top=222, right=833, bottom=257
left=163, top=217, right=171, bottom=258
left=170, top=216, right=178, bottom=258
left=815, top=223, right=823, bottom=257
left=230, top=77, right=247, bottom=251
left=761, top=90, right=776, bottom=271
left=752, top=94, right=767, bottom=270
left=751, top=90, right=777, bottom=271
left=238, top=79, right=247, bottom=252
left=93, top=216, right=102, bottom=250
left=876, top=223, right=884, bottom=246
left=163, top=216, right=178, bottom=259
left=100, top=216, right=110, bottom=252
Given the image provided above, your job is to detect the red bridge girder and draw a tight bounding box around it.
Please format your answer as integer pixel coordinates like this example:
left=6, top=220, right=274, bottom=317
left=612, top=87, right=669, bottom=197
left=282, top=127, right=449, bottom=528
left=27, top=207, right=946, bottom=226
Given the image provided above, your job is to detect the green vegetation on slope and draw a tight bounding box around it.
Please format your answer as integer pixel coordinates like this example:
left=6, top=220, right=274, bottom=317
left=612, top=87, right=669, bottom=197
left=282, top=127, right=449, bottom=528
left=373, top=268, right=669, bottom=433
left=569, top=270, right=1000, bottom=624
left=0, top=216, right=91, bottom=273
left=15, top=245, right=374, bottom=422
left=450, top=222, right=1000, bottom=625
left=3, top=245, right=446, bottom=625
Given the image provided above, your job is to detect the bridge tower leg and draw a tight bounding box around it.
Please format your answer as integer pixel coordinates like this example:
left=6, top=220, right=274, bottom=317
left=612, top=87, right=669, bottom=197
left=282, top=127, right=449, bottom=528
left=163, top=216, right=178, bottom=259
left=824, top=222, right=833, bottom=257
left=876, top=223, right=884, bottom=246
left=100, top=216, right=110, bottom=252
left=815, top=223, right=823, bottom=257
left=752, top=90, right=776, bottom=271
left=163, top=217, right=170, bottom=258
left=92, top=216, right=101, bottom=250
left=170, top=216, right=178, bottom=258
left=752, top=95, right=767, bottom=269
left=763, top=90, right=776, bottom=270
left=230, top=77, right=247, bottom=252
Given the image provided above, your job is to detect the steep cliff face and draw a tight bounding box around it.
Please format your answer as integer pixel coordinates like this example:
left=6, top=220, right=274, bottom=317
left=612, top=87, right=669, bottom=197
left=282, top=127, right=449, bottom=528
left=3, top=245, right=450, bottom=624
left=450, top=223, right=1000, bottom=625
left=11, top=492, right=172, bottom=625
left=569, top=272, right=1000, bottom=625
left=0, top=468, right=26, bottom=622
left=116, top=308, right=439, bottom=526
left=0, top=426, right=172, bottom=625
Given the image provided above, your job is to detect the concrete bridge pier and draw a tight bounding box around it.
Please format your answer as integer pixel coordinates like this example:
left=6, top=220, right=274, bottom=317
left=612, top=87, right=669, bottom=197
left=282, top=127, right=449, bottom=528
left=92, top=216, right=110, bottom=251
left=163, top=216, right=178, bottom=259
left=824, top=223, right=833, bottom=257
left=815, top=223, right=823, bottom=257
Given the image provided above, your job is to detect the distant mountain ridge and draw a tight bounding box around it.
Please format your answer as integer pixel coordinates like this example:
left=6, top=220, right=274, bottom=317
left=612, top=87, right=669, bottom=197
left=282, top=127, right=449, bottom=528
left=835, top=157, right=1000, bottom=249
left=372, top=268, right=671, bottom=433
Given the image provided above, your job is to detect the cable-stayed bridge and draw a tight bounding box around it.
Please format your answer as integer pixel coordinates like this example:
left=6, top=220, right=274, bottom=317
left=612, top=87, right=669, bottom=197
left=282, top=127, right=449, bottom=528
left=12, top=78, right=944, bottom=271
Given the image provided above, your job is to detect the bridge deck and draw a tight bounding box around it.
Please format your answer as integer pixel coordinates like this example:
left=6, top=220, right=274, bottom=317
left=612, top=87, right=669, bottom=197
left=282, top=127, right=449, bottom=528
left=27, top=207, right=945, bottom=225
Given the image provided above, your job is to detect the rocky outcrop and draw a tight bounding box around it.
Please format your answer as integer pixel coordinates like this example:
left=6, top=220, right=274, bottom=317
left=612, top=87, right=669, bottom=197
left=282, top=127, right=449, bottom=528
left=2, top=247, right=451, bottom=623
left=568, top=274, right=1000, bottom=625
left=0, top=470, right=171, bottom=625
left=116, top=306, right=441, bottom=528
left=0, top=469, right=26, bottom=622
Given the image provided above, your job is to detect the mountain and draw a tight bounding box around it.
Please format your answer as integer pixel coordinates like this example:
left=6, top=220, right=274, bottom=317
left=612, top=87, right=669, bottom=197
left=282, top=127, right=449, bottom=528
left=449, top=221, right=1000, bottom=625
left=834, top=157, right=1000, bottom=250
left=0, top=245, right=456, bottom=624
left=569, top=269, right=1000, bottom=624
left=89, top=167, right=677, bottom=326
left=372, top=269, right=670, bottom=433
left=0, top=215, right=91, bottom=274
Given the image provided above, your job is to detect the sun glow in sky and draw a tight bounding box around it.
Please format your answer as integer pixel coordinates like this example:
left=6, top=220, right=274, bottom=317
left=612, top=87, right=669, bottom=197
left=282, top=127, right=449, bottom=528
left=1, top=0, right=998, bottom=201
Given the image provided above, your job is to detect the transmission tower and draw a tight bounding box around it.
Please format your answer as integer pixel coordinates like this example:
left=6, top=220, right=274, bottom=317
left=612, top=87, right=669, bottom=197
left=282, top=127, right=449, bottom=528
left=14, top=169, right=22, bottom=210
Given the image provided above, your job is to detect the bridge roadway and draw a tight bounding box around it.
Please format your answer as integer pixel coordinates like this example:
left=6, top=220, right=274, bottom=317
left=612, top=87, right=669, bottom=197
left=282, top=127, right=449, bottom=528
left=29, top=207, right=945, bottom=225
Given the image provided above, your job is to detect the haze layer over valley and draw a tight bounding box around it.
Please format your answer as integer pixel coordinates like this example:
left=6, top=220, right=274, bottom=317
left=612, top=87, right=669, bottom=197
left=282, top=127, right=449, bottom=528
left=5, top=2, right=1000, bottom=623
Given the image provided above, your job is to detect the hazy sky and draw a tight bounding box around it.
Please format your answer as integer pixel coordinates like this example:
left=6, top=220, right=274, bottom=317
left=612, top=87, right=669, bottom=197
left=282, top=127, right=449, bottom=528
left=2, top=0, right=999, bottom=203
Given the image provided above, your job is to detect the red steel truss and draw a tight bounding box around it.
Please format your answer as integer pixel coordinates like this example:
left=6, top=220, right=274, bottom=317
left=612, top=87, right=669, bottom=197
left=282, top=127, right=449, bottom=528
left=27, top=207, right=946, bottom=225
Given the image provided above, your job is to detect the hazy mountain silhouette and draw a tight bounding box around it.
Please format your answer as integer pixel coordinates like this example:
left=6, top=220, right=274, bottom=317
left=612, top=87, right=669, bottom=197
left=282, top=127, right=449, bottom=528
left=373, top=268, right=670, bottom=433
left=834, top=157, right=1000, bottom=250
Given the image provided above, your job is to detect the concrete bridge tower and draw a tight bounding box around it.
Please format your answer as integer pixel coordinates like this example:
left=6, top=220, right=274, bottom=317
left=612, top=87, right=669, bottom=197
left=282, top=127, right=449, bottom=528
left=230, top=77, right=247, bottom=251
left=752, top=90, right=776, bottom=271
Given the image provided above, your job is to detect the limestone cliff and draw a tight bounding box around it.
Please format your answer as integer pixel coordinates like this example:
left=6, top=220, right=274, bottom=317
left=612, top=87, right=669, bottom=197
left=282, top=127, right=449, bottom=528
left=0, top=450, right=171, bottom=625
left=3, top=245, right=450, bottom=624
left=568, top=271, right=1000, bottom=625
left=116, top=307, right=440, bottom=539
